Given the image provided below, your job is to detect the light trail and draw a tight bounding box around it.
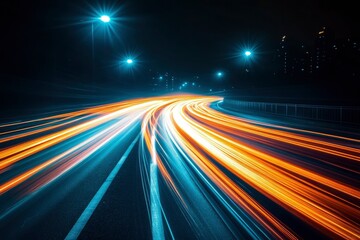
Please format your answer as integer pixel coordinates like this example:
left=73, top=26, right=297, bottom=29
left=1, top=95, right=359, bottom=239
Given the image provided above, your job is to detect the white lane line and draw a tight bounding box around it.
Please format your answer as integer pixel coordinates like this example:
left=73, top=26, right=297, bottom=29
left=150, top=162, right=165, bottom=240
left=65, top=135, right=140, bottom=240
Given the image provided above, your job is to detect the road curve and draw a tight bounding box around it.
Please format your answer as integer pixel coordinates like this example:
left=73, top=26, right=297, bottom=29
left=1, top=95, right=359, bottom=239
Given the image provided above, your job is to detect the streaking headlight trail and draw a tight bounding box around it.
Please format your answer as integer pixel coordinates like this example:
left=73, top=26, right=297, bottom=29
left=1, top=95, right=359, bottom=239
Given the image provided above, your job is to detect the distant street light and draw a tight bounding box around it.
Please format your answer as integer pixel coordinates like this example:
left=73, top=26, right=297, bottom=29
left=245, top=50, right=252, bottom=56
left=99, top=15, right=111, bottom=23
left=118, top=54, right=138, bottom=73
left=217, top=72, right=223, bottom=77
left=120, top=57, right=136, bottom=70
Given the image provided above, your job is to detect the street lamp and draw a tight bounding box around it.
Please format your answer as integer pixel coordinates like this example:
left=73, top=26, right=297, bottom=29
left=91, top=14, right=112, bottom=83
left=99, top=15, right=111, bottom=23
left=119, top=55, right=138, bottom=73
left=122, top=57, right=135, bottom=66
left=245, top=50, right=252, bottom=57
left=217, top=72, right=223, bottom=77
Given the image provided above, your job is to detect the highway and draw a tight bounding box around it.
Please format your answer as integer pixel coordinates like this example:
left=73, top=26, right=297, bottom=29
left=0, top=95, right=359, bottom=239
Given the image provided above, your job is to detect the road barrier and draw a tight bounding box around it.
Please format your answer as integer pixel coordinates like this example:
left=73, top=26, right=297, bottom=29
left=222, top=99, right=360, bottom=125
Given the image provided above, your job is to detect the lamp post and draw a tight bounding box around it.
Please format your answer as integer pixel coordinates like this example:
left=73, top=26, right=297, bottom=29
left=92, top=15, right=111, bottom=62
left=243, top=50, right=253, bottom=85
left=91, top=15, right=111, bottom=84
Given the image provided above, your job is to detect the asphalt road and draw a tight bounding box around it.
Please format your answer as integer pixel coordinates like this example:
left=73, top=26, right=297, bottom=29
left=0, top=125, right=150, bottom=239
left=1, top=95, right=359, bottom=239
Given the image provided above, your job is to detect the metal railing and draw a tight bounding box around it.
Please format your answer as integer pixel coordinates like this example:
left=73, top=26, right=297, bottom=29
left=222, top=99, right=360, bottom=125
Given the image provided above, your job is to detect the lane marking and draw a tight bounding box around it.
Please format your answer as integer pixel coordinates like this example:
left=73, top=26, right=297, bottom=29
left=65, top=135, right=140, bottom=240
left=150, top=163, right=165, bottom=240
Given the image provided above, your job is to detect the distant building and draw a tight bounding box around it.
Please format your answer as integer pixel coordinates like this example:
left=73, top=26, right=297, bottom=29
left=272, top=26, right=360, bottom=84
left=152, top=72, right=177, bottom=92
left=291, top=44, right=312, bottom=78
left=278, top=35, right=289, bottom=75
left=313, top=27, right=337, bottom=75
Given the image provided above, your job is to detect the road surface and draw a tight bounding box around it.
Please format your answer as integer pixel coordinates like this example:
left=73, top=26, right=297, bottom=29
left=1, top=95, right=359, bottom=239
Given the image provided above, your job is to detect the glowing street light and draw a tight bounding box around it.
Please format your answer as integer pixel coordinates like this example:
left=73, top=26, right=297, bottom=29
left=121, top=57, right=136, bottom=69
left=119, top=55, right=138, bottom=72
left=217, top=72, right=223, bottom=77
left=245, top=50, right=252, bottom=56
left=99, top=15, right=111, bottom=23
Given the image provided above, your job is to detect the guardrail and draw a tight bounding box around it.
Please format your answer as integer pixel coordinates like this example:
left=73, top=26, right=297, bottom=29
left=222, top=99, right=360, bottom=125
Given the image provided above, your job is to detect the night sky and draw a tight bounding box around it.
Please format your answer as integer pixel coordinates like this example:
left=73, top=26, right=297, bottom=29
left=0, top=0, right=359, bottom=96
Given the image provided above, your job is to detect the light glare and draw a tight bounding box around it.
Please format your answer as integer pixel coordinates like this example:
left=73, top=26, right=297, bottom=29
left=99, top=15, right=111, bottom=23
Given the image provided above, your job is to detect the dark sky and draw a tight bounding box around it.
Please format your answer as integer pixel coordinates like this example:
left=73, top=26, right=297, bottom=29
left=0, top=0, right=359, bottom=89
